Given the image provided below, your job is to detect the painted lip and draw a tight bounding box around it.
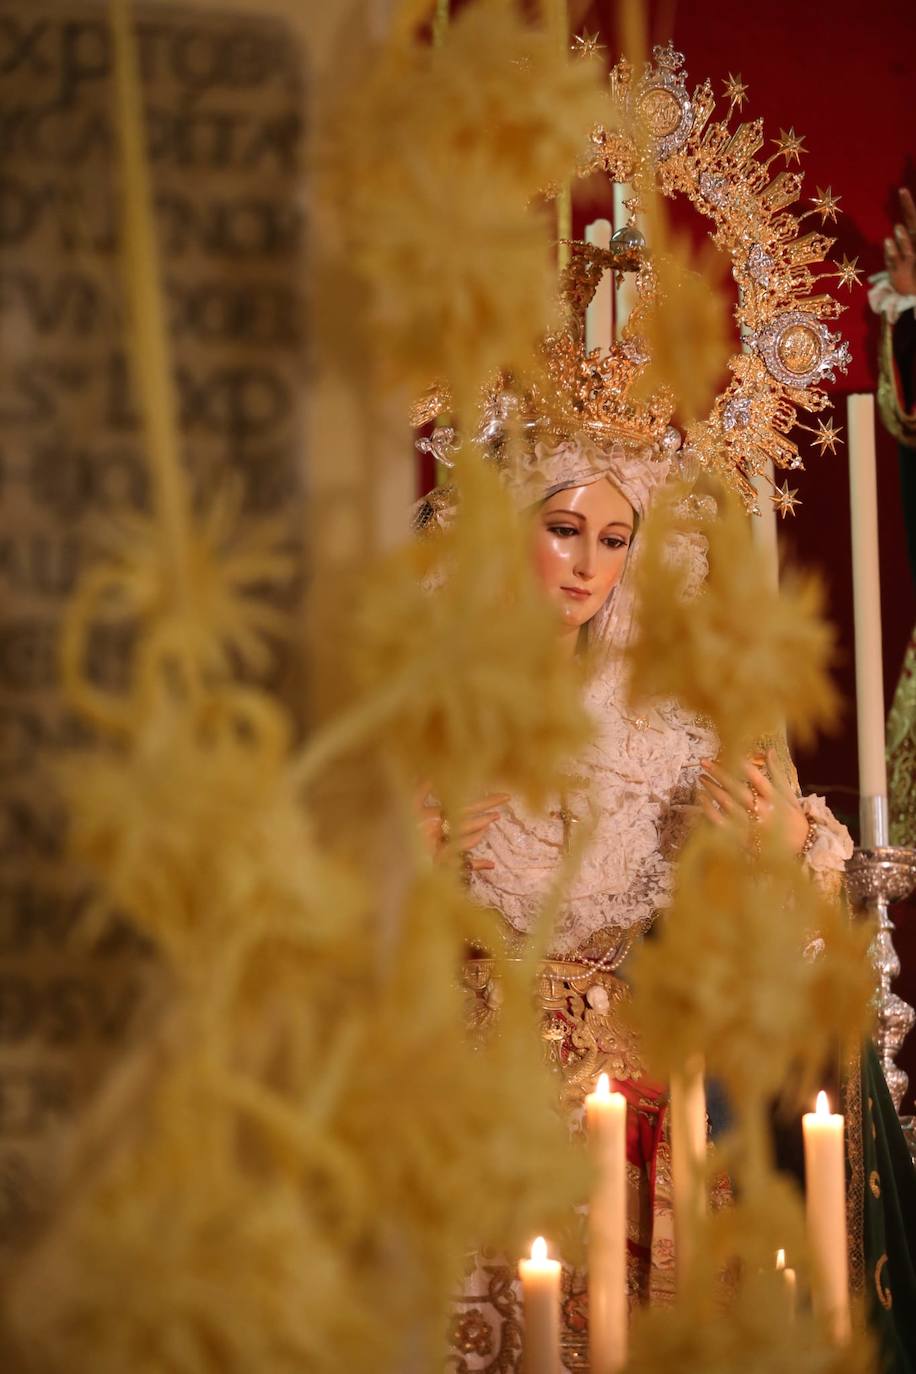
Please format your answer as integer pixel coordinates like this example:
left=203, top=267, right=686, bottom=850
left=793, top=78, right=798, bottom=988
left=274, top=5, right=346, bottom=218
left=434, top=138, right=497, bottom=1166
left=560, top=585, right=592, bottom=600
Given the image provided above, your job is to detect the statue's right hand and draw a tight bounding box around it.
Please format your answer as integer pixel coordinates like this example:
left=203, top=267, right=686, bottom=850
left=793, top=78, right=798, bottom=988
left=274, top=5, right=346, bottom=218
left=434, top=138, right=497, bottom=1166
left=414, top=787, right=509, bottom=873
left=885, top=187, right=916, bottom=297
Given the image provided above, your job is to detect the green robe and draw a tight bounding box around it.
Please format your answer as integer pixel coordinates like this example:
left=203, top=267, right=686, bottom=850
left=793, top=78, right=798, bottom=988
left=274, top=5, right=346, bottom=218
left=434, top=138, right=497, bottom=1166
left=849, top=1045, right=916, bottom=1373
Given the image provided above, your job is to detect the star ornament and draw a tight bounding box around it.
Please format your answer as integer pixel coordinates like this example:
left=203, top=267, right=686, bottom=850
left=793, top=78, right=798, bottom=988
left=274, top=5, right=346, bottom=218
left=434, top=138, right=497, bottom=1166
left=774, top=127, right=807, bottom=165
left=573, top=32, right=604, bottom=60
left=723, top=73, right=748, bottom=109
left=811, top=186, right=842, bottom=224
left=835, top=255, right=863, bottom=289
left=773, top=481, right=802, bottom=518
left=811, top=417, right=843, bottom=455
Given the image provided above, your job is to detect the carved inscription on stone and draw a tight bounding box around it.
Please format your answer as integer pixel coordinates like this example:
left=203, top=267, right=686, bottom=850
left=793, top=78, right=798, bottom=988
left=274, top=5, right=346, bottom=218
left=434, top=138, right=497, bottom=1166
left=0, top=1, right=306, bottom=1244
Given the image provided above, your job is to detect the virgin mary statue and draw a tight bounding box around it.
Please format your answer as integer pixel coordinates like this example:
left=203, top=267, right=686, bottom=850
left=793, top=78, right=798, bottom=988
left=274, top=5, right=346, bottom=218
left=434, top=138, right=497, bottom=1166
left=414, top=421, right=866, bottom=1368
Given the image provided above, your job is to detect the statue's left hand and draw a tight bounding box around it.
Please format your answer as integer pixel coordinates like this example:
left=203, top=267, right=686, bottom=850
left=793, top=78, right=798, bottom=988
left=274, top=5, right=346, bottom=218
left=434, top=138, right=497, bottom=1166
left=696, top=752, right=809, bottom=856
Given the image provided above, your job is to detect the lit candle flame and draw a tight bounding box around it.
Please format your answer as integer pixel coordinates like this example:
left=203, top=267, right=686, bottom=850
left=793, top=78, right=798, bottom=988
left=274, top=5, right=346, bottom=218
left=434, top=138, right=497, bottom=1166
left=595, top=1072, right=610, bottom=1097
left=816, top=1090, right=831, bottom=1117
left=776, top=1249, right=786, bottom=1270
left=531, top=1236, right=548, bottom=1263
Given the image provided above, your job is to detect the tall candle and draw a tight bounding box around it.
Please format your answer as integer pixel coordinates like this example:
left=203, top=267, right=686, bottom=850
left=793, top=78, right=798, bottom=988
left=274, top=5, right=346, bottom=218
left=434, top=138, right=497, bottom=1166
left=670, top=1056, right=706, bottom=1283
left=586, top=1073, right=627, bottom=1373
left=585, top=220, right=613, bottom=355
left=519, top=1237, right=561, bottom=1374
left=847, top=393, right=888, bottom=834
left=803, top=1091, right=850, bottom=1344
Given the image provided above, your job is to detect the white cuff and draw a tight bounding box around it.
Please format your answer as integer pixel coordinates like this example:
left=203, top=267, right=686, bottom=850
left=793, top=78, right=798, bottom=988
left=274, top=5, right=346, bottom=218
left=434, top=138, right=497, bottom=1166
left=868, top=271, right=916, bottom=325
left=799, top=793, right=854, bottom=878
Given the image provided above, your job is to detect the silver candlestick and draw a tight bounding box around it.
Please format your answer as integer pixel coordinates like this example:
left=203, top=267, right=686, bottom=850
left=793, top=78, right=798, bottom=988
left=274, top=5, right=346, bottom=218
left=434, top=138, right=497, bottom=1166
left=846, top=796, right=916, bottom=1158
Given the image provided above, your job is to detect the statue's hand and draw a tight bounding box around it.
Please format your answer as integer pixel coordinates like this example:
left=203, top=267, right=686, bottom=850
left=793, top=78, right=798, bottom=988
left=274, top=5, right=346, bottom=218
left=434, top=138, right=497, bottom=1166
left=697, top=752, right=809, bottom=856
left=415, top=787, right=509, bottom=873
left=884, top=186, right=916, bottom=297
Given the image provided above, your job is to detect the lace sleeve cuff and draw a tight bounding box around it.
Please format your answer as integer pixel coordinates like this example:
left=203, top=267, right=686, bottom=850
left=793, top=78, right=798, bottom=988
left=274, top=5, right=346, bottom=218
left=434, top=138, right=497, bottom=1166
left=799, top=793, right=854, bottom=888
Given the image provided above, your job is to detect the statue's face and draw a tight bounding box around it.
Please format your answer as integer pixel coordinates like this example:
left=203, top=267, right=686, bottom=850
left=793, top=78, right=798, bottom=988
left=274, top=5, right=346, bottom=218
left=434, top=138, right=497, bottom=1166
left=531, top=479, right=634, bottom=629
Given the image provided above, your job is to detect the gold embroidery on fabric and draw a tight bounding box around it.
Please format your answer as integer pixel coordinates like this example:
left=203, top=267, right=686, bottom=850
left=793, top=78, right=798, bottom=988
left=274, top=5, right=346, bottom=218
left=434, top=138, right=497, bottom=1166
left=463, top=957, right=644, bottom=1107
left=450, top=1262, right=522, bottom=1373
left=869, top=1170, right=881, bottom=1199
left=450, top=1309, right=495, bottom=1358
left=560, top=1268, right=590, bottom=1369
left=875, top=1254, right=893, bottom=1311
left=843, top=1049, right=866, bottom=1299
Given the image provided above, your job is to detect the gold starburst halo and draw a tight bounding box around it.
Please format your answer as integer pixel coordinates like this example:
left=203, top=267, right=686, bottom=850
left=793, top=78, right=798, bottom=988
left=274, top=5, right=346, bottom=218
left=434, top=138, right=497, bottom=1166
left=415, top=44, right=851, bottom=515
left=580, top=43, right=850, bottom=512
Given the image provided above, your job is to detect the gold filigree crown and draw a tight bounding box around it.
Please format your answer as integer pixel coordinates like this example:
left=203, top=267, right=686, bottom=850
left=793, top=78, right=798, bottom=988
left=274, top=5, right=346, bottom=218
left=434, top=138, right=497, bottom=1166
left=416, top=43, right=855, bottom=515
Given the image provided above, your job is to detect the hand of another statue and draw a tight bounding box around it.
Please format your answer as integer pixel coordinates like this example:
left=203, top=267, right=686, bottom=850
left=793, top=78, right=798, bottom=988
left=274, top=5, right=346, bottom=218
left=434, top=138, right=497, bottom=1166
left=415, top=787, right=510, bottom=873
left=884, top=186, right=916, bottom=297
left=697, top=752, right=809, bottom=856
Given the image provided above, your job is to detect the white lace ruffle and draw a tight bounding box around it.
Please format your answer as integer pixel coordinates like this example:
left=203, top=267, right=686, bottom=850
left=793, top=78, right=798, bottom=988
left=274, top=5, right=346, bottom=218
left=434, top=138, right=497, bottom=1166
left=798, top=792, right=854, bottom=882
left=469, top=672, right=716, bottom=952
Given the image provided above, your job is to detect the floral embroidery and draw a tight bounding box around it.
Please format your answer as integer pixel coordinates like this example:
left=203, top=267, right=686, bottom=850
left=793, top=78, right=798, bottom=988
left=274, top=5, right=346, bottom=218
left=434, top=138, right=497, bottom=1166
left=450, top=1308, right=494, bottom=1357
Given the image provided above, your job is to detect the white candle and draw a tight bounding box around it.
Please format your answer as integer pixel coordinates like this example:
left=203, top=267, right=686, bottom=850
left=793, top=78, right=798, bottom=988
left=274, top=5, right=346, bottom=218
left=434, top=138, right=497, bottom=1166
left=670, top=1056, right=706, bottom=1284
left=519, top=1236, right=561, bottom=1374
left=847, top=393, right=888, bottom=818
left=776, top=1248, right=797, bottom=1319
left=585, top=219, right=613, bottom=355
left=749, top=459, right=780, bottom=590
left=802, top=1091, right=850, bottom=1344
left=586, top=1073, right=627, bottom=1373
